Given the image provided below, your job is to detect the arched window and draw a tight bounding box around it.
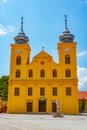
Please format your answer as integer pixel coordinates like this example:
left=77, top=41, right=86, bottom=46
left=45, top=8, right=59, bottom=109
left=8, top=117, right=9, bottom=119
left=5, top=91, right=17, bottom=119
left=40, top=69, right=45, bottom=77
left=52, top=69, right=57, bottom=77
left=15, top=70, right=21, bottom=78
left=16, top=56, right=21, bottom=65
left=28, top=69, right=33, bottom=78
left=65, top=55, right=70, bottom=64
left=65, top=69, right=71, bottom=77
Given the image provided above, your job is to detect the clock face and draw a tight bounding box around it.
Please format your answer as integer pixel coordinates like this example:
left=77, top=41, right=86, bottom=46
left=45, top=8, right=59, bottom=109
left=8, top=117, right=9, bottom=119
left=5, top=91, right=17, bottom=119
left=65, top=48, right=70, bottom=52
left=16, top=49, right=21, bottom=54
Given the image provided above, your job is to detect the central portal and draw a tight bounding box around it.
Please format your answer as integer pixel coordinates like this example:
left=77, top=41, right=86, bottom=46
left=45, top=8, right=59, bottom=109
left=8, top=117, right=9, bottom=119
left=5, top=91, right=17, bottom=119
left=39, top=100, right=46, bottom=112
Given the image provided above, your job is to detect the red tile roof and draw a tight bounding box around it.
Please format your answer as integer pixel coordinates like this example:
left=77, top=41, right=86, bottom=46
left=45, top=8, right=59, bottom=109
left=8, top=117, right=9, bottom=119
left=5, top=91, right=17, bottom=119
left=78, top=91, right=87, bottom=100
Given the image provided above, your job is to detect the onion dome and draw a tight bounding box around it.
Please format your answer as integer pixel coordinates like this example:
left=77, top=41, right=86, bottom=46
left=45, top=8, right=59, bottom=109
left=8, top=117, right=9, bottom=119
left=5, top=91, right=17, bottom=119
left=14, top=17, right=29, bottom=44
left=59, top=15, right=74, bottom=42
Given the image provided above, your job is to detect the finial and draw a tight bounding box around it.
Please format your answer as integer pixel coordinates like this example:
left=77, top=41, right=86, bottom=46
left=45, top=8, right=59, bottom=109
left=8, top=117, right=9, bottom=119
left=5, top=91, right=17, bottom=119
left=59, top=15, right=74, bottom=42
left=42, top=46, right=44, bottom=51
left=21, top=16, right=24, bottom=31
left=64, top=14, right=68, bottom=30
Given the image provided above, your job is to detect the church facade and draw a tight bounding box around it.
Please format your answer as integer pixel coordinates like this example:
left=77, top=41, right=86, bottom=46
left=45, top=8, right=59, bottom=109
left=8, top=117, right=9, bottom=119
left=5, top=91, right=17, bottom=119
left=7, top=16, right=79, bottom=114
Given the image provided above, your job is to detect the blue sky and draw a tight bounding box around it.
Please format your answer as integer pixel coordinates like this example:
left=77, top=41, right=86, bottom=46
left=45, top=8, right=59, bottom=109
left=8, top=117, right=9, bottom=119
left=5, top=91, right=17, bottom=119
left=0, top=0, right=87, bottom=91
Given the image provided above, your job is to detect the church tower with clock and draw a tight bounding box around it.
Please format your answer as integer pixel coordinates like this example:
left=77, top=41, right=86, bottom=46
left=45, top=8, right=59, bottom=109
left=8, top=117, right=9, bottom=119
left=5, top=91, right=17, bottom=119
left=7, top=16, right=78, bottom=114
left=57, top=15, right=78, bottom=113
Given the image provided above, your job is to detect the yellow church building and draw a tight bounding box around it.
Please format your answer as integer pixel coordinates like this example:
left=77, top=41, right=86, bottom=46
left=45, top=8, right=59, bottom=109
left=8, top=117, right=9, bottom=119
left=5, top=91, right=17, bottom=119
left=7, top=16, right=79, bottom=114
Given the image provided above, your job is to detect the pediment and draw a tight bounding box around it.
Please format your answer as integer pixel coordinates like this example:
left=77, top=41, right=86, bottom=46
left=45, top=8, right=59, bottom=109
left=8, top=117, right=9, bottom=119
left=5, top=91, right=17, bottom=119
left=33, top=50, right=52, bottom=59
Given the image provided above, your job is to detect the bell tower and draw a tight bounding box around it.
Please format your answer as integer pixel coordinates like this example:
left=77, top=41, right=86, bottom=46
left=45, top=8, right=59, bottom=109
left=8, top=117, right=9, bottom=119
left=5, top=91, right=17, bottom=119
left=8, top=17, right=31, bottom=113
left=9, top=17, right=31, bottom=79
left=57, top=15, right=77, bottom=79
left=57, top=15, right=78, bottom=114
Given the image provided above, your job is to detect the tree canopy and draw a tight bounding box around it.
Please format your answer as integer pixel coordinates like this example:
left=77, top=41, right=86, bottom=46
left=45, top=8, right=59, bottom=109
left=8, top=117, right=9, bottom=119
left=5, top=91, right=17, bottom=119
left=0, top=75, right=9, bottom=101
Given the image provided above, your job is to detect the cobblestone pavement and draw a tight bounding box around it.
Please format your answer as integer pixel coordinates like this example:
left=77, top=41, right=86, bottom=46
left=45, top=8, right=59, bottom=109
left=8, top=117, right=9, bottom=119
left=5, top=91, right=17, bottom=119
left=0, top=113, right=87, bottom=130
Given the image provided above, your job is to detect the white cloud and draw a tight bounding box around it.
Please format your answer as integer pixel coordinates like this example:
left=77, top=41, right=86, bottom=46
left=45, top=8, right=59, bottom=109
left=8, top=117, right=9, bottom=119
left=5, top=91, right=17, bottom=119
left=77, top=51, right=87, bottom=57
left=0, top=24, right=15, bottom=36
left=0, top=24, right=7, bottom=35
left=78, top=66, right=87, bottom=89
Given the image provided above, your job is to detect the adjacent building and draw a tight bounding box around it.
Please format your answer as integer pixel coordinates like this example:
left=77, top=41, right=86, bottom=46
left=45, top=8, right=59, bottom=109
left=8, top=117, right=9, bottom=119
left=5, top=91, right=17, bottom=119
left=7, top=16, right=79, bottom=114
left=78, top=91, right=87, bottom=112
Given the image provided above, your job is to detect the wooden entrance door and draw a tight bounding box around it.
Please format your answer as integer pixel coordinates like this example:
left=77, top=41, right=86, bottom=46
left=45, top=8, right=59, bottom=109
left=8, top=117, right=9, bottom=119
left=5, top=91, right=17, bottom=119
left=52, top=102, right=56, bottom=112
left=27, top=102, right=32, bottom=112
left=39, top=100, right=46, bottom=112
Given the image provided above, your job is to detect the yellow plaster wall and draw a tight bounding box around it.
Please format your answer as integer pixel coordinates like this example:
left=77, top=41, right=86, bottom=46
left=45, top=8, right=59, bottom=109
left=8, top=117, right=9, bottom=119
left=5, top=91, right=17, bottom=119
left=7, top=41, right=79, bottom=114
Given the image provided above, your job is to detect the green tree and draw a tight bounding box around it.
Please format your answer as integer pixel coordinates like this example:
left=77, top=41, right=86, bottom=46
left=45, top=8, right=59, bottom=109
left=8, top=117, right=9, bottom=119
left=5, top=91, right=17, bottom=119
left=0, top=75, right=9, bottom=101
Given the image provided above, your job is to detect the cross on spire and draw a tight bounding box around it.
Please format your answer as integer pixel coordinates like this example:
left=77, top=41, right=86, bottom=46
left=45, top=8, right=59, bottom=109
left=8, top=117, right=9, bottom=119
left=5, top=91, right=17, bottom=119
left=21, top=16, right=24, bottom=32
